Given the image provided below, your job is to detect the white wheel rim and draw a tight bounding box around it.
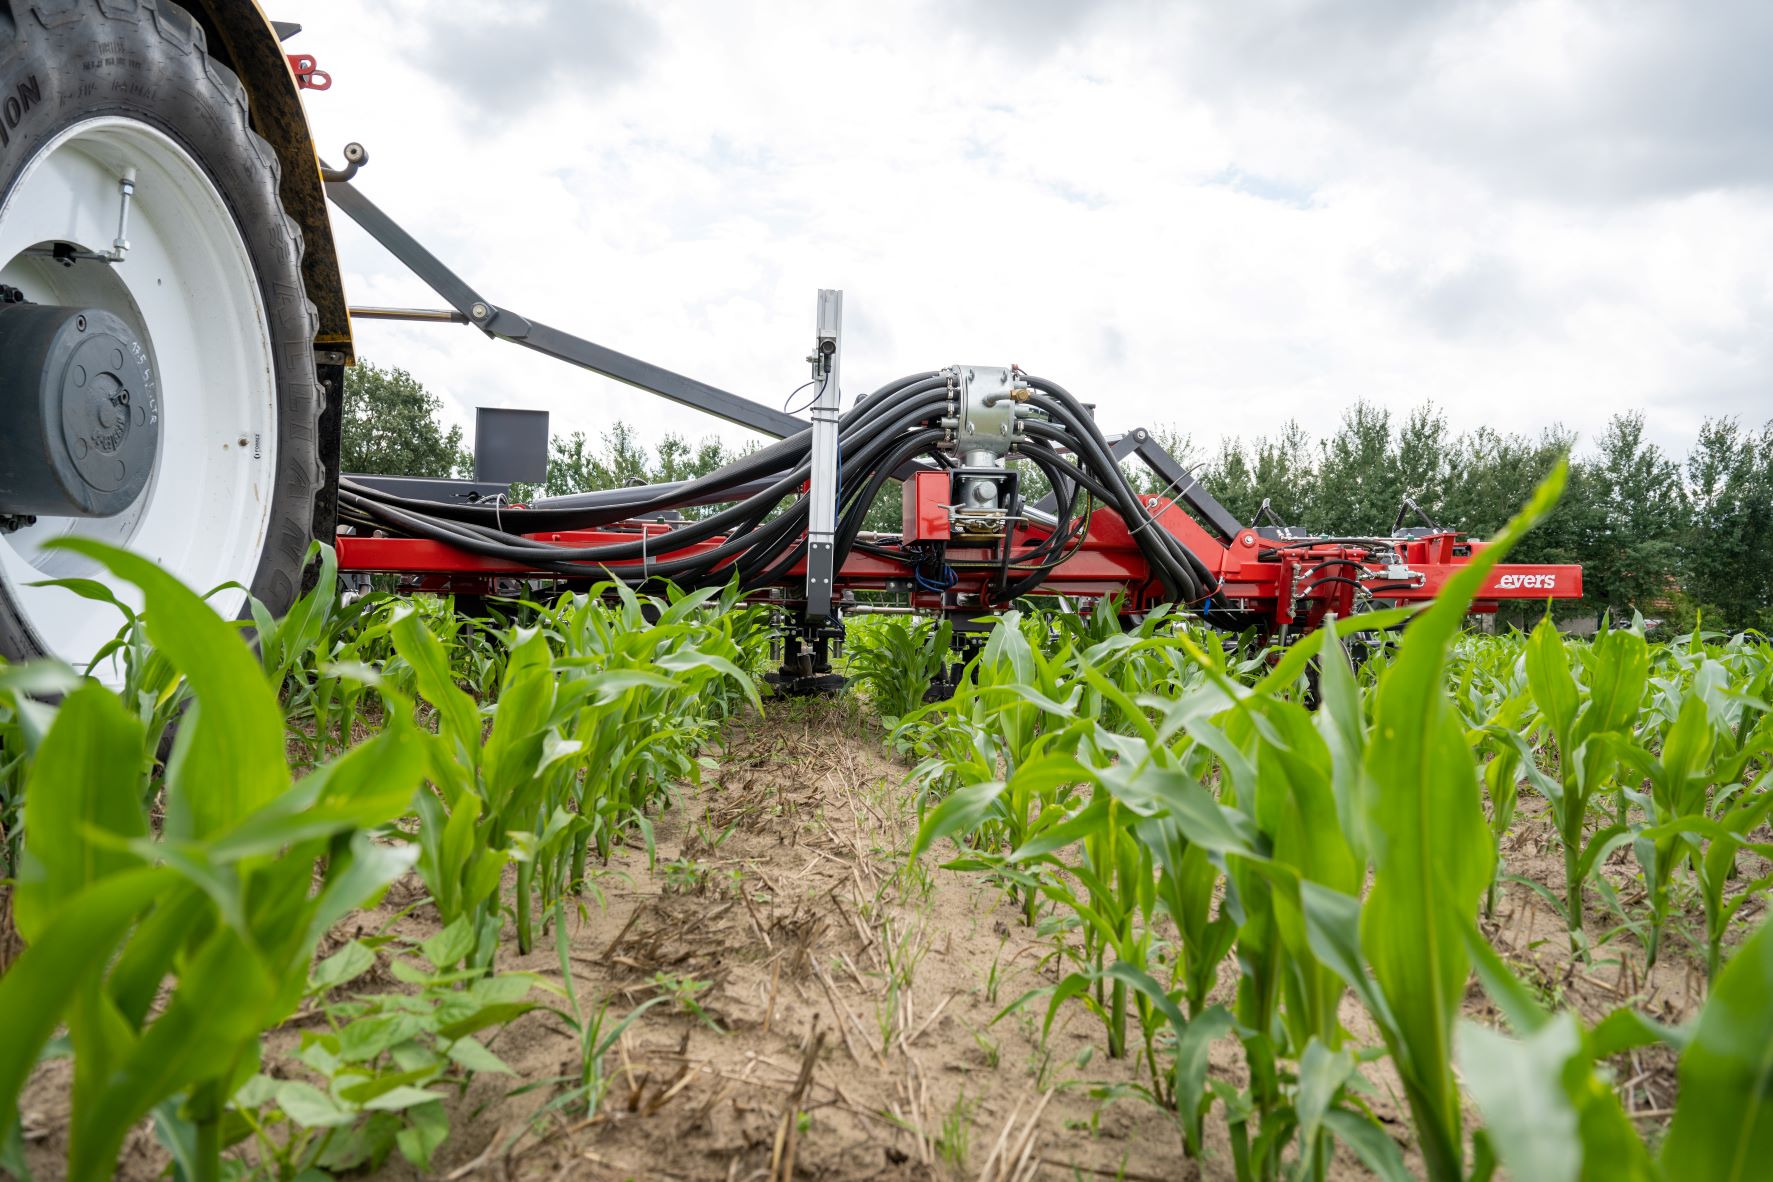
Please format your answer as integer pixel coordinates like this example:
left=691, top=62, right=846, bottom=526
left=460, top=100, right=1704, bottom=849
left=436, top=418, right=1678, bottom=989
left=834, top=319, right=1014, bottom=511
left=0, top=117, right=277, bottom=670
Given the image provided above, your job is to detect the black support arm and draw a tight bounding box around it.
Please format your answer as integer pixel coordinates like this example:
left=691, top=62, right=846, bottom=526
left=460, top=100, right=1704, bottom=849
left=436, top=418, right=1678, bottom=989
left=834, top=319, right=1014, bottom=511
left=324, top=173, right=805, bottom=440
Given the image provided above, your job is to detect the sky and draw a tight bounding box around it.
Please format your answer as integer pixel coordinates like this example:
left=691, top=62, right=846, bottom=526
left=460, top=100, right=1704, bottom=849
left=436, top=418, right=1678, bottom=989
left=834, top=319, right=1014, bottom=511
left=289, top=0, right=1773, bottom=468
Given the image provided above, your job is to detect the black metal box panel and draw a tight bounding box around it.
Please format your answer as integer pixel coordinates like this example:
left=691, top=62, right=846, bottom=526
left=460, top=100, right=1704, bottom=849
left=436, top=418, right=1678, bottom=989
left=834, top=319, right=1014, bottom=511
left=474, top=408, right=550, bottom=484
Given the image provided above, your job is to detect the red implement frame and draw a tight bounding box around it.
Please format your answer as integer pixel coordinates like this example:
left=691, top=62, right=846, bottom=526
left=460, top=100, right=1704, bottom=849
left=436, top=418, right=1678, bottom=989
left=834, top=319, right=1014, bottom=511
left=336, top=476, right=1581, bottom=631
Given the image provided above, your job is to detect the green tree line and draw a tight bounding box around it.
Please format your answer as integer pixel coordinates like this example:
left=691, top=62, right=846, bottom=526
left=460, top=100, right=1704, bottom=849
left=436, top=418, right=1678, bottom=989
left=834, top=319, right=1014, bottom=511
left=343, top=362, right=1773, bottom=632
left=1168, top=403, right=1771, bottom=632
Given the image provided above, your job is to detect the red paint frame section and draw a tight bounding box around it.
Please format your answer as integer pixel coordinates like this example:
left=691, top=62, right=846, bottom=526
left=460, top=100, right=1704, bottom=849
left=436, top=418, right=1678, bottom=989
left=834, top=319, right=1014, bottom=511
left=336, top=490, right=1581, bottom=620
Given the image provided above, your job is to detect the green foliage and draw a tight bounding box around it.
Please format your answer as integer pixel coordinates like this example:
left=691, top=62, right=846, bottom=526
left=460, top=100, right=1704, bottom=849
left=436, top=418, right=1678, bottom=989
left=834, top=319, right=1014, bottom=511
left=0, top=541, right=424, bottom=1182
left=387, top=580, right=761, bottom=967
left=503, top=899, right=669, bottom=1131
left=535, top=422, right=743, bottom=519
left=0, top=535, right=776, bottom=1179
left=340, top=360, right=472, bottom=478
left=1459, top=906, right=1773, bottom=1182
left=0, top=661, right=79, bottom=882
left=1683, top=418, right=1773, bottom=633
left=896, top=461, right=1773, bottom=1181
left=1194, top=400, right=1773, bottom=633
left=1524, top=615, right=1648, bottom=949
left=844, top=614, right=953, bottom=723
left=229, top=936, right=547, bottom=1178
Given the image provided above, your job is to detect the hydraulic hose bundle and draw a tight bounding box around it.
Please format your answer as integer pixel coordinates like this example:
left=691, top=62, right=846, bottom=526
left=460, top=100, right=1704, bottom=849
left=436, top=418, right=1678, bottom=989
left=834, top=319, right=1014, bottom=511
left=336, top=369, right=1219, bottom=606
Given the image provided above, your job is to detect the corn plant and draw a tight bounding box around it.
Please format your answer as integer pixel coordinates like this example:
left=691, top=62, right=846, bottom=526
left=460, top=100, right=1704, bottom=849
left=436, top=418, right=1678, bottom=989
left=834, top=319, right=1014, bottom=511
left=911, top=602, right=1420, bottom=1178
left=546, top=581, right=759, bottom=870
left=252, top=545, right=399, bottom=762
left=229, top=932, right=547, bottom=1178
left=1283, top=463, right=1568, bottom=1182
left=0, top=540, right=424, bottom=1182
left=844, top=614, right=953, bottom=723
left=910, top=466, right=1564, bottom=1180
left=34, top=571, right=193, bottom=761
left=1460, top=901, right=1773, bottom=1182
left=1617, top=640, right=1773, bottom=969
left=390, top=579, right=758, bottom=965
left=0, top=661, right=78, bottom=884
left=390, top=606, right=525, bottom=969
left=1522, top=613, right=1648, bottom=952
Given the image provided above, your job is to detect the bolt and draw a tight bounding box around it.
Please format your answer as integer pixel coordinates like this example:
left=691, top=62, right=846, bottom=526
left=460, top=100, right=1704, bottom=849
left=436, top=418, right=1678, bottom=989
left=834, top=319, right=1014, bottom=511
left=238, top=435, right=250, bottom=447
left=470, top=302, right=491, bottom=321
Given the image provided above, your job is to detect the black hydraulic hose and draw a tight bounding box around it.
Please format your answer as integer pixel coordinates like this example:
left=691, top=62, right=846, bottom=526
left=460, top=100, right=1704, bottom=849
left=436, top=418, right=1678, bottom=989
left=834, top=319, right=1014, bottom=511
left=339, top=365, right=1218, bottom=607
left=1025, top=409, right=1194, bottom=601
left=1015, top=427, right=1141, bottom=585
left=1297, top=576, right=1365, bottom=597
left=344, top=373, right=949, bottom=534
left=468, top=403, right=947, bottom=586
left=746, top=427, right=948, bottom=590
left=1007, top=444, right=1086, bottom=565
left=841, top=371, right=944, bottom=432
left=1018, top=438, right=1087, bottom=511
left=341, top=387, right=954, bottom=566
left=1298, top=558, right=1365, bottom=580
left=748, top=419, right=947, bottom=586
left=342, top=432, right=808, bottom=530
left=339, top=462, right=799, bottom=574
left=998, top=499, right=1093, bottom=600
left=1018, top=424, right=1121, bottom=504
left=832, top=428, right=947, bottom=563
left=1023, top=379, right=1215, bottom=602
left=351, top=453, right=811, bottom=559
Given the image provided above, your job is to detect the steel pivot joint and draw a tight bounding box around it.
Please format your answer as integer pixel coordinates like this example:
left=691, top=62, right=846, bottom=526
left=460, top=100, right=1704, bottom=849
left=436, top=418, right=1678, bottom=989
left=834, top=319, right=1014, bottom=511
left=939, top=365, right=1025, bottom=534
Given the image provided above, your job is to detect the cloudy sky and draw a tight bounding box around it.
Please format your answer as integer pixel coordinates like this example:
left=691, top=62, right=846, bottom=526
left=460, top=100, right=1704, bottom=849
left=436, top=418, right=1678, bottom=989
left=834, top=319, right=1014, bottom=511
left=291, top=0, right=1772, bottom=465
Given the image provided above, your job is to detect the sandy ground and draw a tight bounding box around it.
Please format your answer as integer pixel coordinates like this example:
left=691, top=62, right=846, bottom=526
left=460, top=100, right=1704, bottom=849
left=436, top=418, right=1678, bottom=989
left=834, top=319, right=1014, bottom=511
left=14, top=700, right=1737, bottom=1181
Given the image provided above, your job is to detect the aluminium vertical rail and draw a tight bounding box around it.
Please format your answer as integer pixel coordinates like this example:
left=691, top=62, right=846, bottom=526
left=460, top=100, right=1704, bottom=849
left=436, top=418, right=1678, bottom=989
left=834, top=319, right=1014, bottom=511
left=804, top=289, right=843, bottom=621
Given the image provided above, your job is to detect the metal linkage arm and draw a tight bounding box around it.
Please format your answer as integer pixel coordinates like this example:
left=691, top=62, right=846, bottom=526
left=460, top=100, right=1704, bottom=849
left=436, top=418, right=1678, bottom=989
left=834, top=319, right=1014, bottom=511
left=1125, top=429, right=1243, bottom=542
left=1029, top=428, right=1241, bottom=541
left=324, top=173, right=805, bottom=440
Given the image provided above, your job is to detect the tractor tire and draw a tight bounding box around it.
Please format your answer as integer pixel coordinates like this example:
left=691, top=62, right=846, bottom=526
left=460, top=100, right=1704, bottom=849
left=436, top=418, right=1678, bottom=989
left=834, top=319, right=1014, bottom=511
left=0, top=0, right=320, bottom=668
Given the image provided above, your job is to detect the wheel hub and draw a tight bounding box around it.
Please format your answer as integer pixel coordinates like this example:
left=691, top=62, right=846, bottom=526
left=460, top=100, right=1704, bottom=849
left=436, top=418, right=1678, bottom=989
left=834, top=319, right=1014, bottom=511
left=0, top=296, right=159, bottom=520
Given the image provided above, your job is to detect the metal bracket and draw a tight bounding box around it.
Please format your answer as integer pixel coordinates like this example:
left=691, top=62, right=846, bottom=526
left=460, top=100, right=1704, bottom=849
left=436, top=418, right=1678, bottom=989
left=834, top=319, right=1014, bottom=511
left=288, top=53, right=332, bottom=91
left=803, top=289, right=842, bottom=621
left=18, top=172, right=137, bottom=267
